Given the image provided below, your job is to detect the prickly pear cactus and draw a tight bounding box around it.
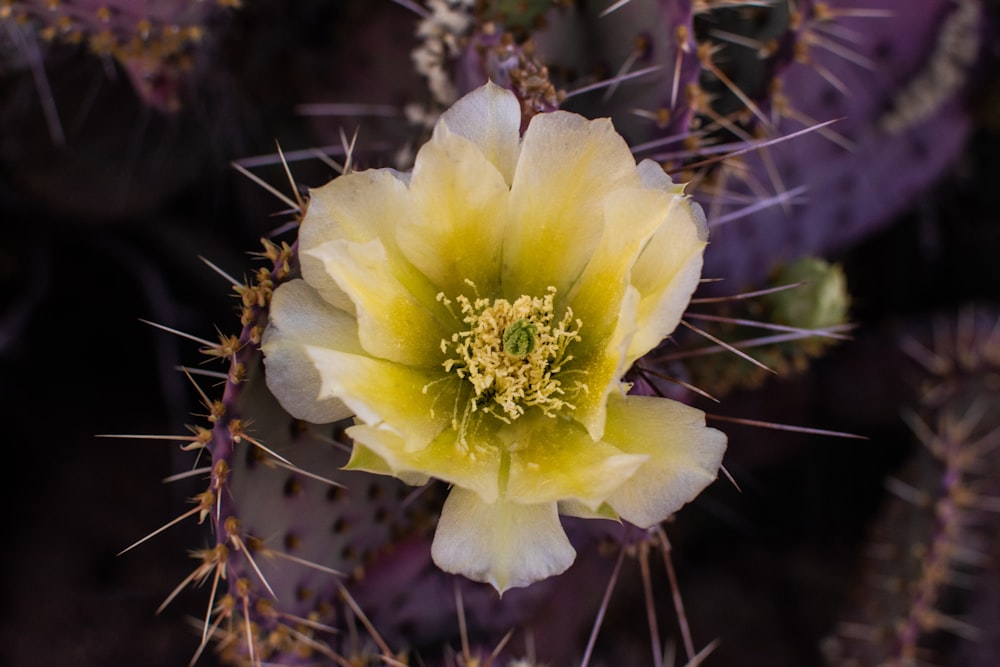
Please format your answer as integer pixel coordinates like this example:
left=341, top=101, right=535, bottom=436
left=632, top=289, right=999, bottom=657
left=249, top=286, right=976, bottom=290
left=3, top=0, right=241, bottom=110
left=822, top=305, right=1000, bottom=666
left=699, top=0, right=985, bottom=291
left=430, top=0, right=986, bottom=290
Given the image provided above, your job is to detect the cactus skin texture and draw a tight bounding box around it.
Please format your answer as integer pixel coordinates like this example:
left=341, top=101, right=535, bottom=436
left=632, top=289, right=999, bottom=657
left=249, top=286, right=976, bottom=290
left=822, top=305, right=1000, bottom=667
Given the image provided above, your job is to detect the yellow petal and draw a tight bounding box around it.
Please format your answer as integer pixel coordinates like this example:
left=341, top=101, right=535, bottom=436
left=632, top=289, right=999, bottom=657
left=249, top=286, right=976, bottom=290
left=502, top=413, right=647, bottom=508
left=436, top=81, right=521, bottom=186
left=564, top=172, right=694, bottom=429
left=343, top=443, right=430, bottom=487
left=431, top=487, right=575, bottom=594
left=261, top=279, right=358, bottom=423
left=567, top=187, right=680, bottom=341
left=308, top=238, right=448, bottom=366
left=503, top=111, right=642, bottom=299
left=347, top=424, right=501, bottom=503
left=602, top=393, right=726, bottom=528
left=299, top=169, right=412, bottom=312
left=627, top=196, right=707, bottom=362
left=399, top=121, right=509, bottom=296
left=568, top=284, right=640, bottom=440
left=304, top=345, right=455, bottom=450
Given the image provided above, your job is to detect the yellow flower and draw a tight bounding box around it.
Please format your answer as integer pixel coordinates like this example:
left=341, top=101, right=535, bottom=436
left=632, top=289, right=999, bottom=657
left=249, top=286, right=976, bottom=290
left=262, top=82, right=727, bottom=593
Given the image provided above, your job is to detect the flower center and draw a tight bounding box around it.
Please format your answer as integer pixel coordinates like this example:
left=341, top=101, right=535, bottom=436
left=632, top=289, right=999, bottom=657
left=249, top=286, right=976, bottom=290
left=439, top=285, right=584, bottom=425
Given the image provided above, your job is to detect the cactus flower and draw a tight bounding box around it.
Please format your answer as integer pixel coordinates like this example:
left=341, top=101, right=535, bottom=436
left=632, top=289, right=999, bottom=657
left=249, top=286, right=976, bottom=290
left=262, top=82, right=727, bottom=593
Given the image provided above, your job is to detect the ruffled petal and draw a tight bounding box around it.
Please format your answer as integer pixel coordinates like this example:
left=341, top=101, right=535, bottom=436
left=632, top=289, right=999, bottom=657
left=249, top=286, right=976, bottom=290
left=602, top=393, right=726, bottom=528
left=503, top=412, right=647, bottom=508
left=568, top=187, right=681, bottom=353
left=399, top=121, right=509, bottom=296
left=503, top=111, right=642, bottom=299
left=304, top=345, right=455, bottom=450
left=564, top=177, right=694, bottom=438
left=347, top=424, right=501, bottom=503
left=627, top=196, right=707, bottom=362
left=431, top=487, right=575, bottom=594
left=261, top=279, right=358, bottom=423
left=307, top=238, right=449, bottom=366
left=436, top=80, right=521, bottom=186
left=299, top=169, right=413, bottom=311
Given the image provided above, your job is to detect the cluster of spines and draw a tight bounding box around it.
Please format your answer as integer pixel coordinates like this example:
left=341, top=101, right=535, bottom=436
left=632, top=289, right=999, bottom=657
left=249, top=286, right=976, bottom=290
left=822, top=306, right=1000, bottom=665
left=0, top=0, right=233, bottom=54
left=423, top=1, right=925, bottom=285
left=671, top=2, right=877, bottom=185
left=675, top=257, right=852, bottom=397
left=118, top=215, right=416, bottom=664
left=2, top=0, right=239, bottom=71
left=192, top=251, right=395, bottom=665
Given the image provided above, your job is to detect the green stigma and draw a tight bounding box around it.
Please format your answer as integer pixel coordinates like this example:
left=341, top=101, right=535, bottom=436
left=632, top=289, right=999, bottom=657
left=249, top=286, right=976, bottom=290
left=503, top=318, right=537, bottom=358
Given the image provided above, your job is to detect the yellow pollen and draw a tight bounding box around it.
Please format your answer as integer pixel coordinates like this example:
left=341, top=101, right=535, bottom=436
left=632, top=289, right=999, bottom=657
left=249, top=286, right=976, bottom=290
left=440, top=286, right=584, bottom=424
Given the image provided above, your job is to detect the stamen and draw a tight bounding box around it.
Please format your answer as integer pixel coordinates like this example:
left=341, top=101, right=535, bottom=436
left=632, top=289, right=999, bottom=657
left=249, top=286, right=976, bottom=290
left=439, top=286, right=586, bottom=430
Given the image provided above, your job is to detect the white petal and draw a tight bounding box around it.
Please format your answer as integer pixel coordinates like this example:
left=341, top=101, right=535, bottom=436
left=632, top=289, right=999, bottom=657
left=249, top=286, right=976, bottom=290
left=437, top=81, right=522, bottom=186
left=431, top=487, right=575, bottom=594
left=261, top=280, right=358, bottom=423
left=567, top=187, right=679, bottom=336
left=603, top=394, right=726, bottom=528
left=637, top=158, right=687, bottom=196
left=557, top=499, right=619, bottom=521
left=344, top=443, right=431, bottom=486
